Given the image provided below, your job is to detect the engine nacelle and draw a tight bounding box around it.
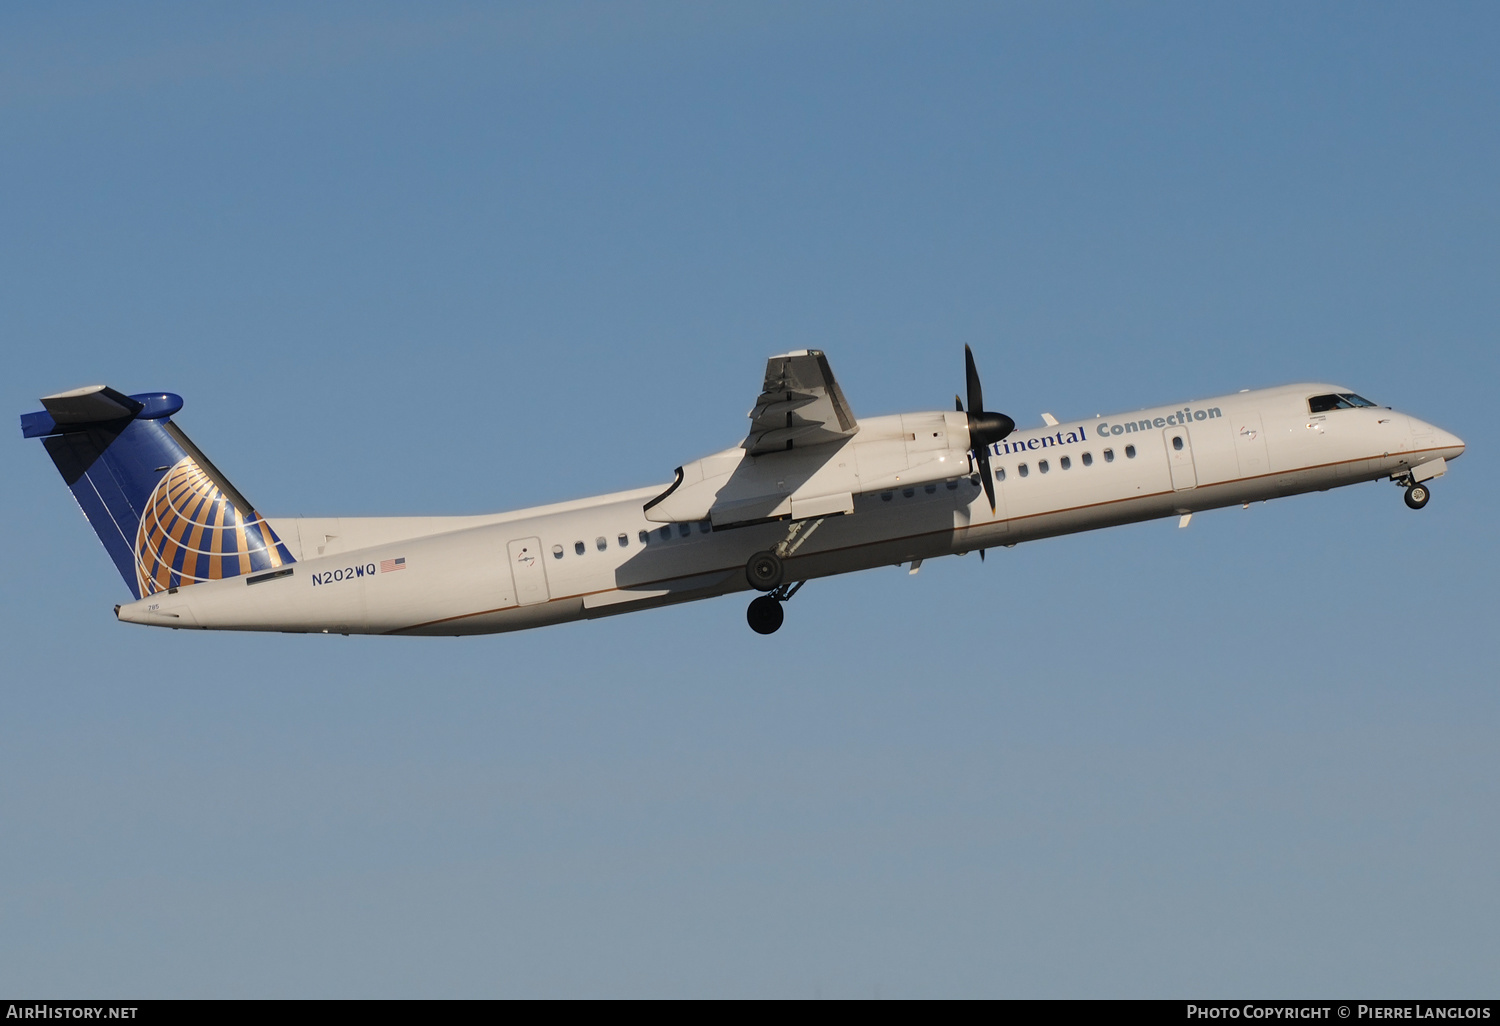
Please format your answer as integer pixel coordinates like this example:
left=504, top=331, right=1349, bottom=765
left=645, top=411, right=972, bottom=527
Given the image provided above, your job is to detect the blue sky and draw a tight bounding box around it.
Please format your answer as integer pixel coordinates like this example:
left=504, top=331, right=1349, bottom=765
left=3, top=2, right=1496, bottom=997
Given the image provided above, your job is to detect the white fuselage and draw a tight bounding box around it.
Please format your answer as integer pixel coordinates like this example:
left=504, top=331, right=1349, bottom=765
left=115, top=382, right=1465, bottom=636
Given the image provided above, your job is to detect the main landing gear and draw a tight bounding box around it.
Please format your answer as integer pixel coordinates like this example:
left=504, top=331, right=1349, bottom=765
left=742, top=517, right=826, bottom=634
left=746, top=549, right=784, bottom=591
left=747, top=581, right=804, bottom=635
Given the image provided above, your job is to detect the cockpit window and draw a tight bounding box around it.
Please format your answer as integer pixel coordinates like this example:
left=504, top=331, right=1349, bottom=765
left=1309, top=393, right=1379, bottom=413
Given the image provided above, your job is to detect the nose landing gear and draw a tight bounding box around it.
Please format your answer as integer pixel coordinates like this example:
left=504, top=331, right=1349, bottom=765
left=746, top=580, right=804, bottom=635
left=1393, top=471, right=1433, bottom=510
left=1394, top=459, right=1445, bottom=510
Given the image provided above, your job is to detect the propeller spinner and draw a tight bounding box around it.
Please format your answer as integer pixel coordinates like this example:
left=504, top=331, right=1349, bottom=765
left=955, top=345, right=1015, bottom=513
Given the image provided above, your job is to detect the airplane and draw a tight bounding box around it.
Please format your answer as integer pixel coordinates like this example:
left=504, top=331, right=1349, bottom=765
left=21, top=348, right=1465, bottom=637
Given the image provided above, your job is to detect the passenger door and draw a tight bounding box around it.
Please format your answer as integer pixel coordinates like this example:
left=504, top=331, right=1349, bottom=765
left=1231, top=412, right=1270, bottom=479
left=507, top=537, right=551, bottom=606
left=1164, top=426, right=1197, bottom=491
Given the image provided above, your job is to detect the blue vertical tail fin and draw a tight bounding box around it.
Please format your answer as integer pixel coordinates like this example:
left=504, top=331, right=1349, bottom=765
left=22, top=385, right=295, bottom=599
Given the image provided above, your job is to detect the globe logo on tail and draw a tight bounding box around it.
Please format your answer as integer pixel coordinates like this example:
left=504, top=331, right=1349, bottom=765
left=134, top=458, right=292, bottom=596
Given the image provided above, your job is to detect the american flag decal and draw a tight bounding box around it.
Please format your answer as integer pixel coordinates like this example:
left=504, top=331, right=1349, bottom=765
left=380, top=557, right=406, bottom=573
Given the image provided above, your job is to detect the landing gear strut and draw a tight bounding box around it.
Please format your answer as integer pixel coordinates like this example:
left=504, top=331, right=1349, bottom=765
left=1404, top=483, right=1430, bottom=510
left=744, top=516, right=827, bottom=592
left=746, top=580, right=804, bottom=635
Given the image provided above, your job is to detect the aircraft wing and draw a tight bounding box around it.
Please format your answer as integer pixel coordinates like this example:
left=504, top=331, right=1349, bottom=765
left=744, top=350, right=858, bottom=454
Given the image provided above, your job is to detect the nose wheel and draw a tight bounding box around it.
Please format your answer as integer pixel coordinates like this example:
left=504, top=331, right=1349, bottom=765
left=1404, top=483, right=1430, bottom=509
left=746, top=580, right=804, bottom=635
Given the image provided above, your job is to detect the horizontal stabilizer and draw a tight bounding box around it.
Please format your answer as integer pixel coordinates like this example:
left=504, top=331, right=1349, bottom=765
left=23, top=387, right=183, bottom=438
left=42, top=385, right=144, bottom=424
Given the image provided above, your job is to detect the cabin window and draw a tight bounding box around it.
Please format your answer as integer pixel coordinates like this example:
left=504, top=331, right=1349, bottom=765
left=595, top=536, right=607, bottom=551
left=1125, top=445, right=1137, bottom=458
left=574, top=540, right=586, bottom=555
left=1060, top=456, right=1071, bottom=470
left=678, top=523, right=691, bottom=537
left=618, top=533, right=629, bottom=548
left=699, top=520, right=712, bottom=534
left=552, top=544, right=564, bottom=559
left=946, top=479, right=958, bottom=490
left=1172, top=436, right=1184, bottom=451
left=1082, top=452, right=1093, bottom=467
left=995, top=467, right=1006, bottom=482
left=1104, top=448, right=1114, bottom=463
left=1018, top=463, right=1029, bottom=478
left=660, top=526, right=672, bottom=541
left=924, top=483, right=937, bottom=494
left=881, top=491, right=893, bottom=501
left=902, top=487, right=915, bottom=498
left=638, top=530, right=649, bottom=544
left=1038, top=459, right=1050, bottom=474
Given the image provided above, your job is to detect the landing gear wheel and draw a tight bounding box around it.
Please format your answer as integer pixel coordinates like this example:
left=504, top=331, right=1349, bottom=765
left=747, top=595, right=784, bottom=635
left=746, top=550, right=784, bottom=592
left=1405, top=483, right=1430, bottom=509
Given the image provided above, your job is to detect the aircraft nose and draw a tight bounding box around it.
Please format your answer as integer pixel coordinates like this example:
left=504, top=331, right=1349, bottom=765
left=1439, top=428, right=1466, bottom=459
left=1412, top=417, right=1466, bottom=460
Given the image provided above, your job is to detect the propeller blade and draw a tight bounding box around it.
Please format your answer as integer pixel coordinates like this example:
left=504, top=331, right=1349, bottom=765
left=964, top=344, right=984, bottom=416
left=959, top=347, right=1010, bottom=515
left=961, top=346, right=1015, bottom=449
left=974, top=445, right=997, bottom=514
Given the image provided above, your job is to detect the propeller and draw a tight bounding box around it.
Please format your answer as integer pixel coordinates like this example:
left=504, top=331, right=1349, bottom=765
left=955, top=345, right=1015, bottom=513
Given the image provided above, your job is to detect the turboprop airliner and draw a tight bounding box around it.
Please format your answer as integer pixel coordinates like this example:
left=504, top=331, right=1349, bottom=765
left=23, top=348, right=1464, bottom=636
